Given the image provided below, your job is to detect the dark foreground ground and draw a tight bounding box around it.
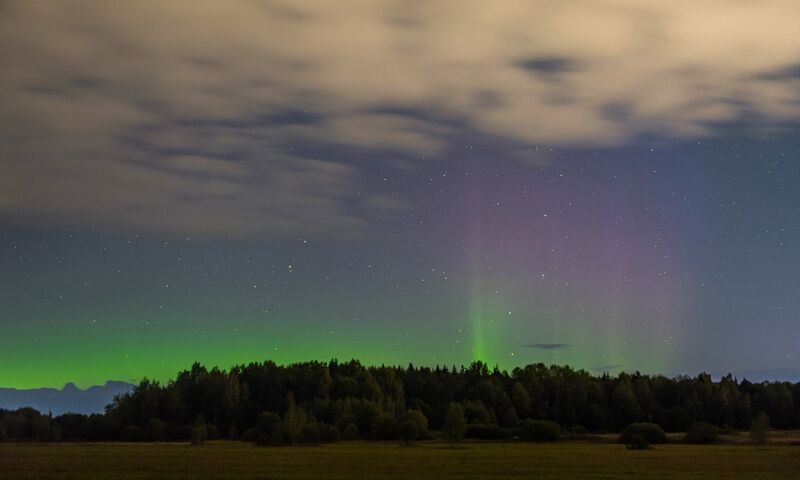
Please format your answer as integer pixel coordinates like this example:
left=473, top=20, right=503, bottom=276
left=1, top=440, right=799, bottom=479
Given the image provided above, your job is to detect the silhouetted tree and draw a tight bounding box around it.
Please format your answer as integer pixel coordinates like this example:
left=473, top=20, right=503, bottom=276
left=190, top=415, right=207, bottom=445
left=254, top=411, right=283, bottom=446
left=9, top=358, right=797, bottom=444
left=750, top=412, right=770, bottom=444
left=145, top=418, right=167, bottom=441
left=398, top=414, right=417, bottom=446
left=441, top=403, right=466, bottom=443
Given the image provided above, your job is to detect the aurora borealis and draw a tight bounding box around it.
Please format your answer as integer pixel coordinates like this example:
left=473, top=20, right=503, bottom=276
left=2, top=1, right=800, bottom=389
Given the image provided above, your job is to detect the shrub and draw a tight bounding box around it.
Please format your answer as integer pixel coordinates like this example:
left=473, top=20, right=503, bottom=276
left=55, top=413, right=89, bottom=441
left=282, top=395, right=308, bottom=444
left=569, top=425, right=589, bottom=437
left=320, top=423, right=340, bottom=442
left=619, top=423, right=667, bottom=445
left=254, top=411, right=283, bottom=446
left=502, top=407, right=519, bottom=428
left=463, top=400, right=494, bottom=425
left=464, top=424, right=511, bottom=439
left=51, top=424, right=63, bottom=442
left=341, top=422, right=359, bottom=441
left=684, top=422, right=719, bottom=444
left=145, top=418, right=167, bottom=442
left=371, top=414, right=399, bottom=440
left=750, top=412, right=770, bottom=444
left=398, top=417, right=417, bottom=446
left=190, top=416, right=207, bottom=446
left=300, top=424, right=322, bottom=444
left=205, top=423, right=220, bottom=441
left=31, top=417, right=53, bottom=441
left=405, top=410, right=429, bottom=438
left=297, top=423, right=339, bottom=444
left=168, top=424, right=193, bottom=442
left=519, top=420, right=561, bottom=442
left=85, top=414, right=115, bottom=441
left=626, top=434, right=651, bottom=450
left=441, top=403, right=467, bottom=443
left=119, top=425, right=145, bottom=442
left=241, top=427, right=257, bottom=442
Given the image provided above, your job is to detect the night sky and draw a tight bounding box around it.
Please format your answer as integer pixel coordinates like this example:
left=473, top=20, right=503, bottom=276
left=2, top=2, right=800, bottom=389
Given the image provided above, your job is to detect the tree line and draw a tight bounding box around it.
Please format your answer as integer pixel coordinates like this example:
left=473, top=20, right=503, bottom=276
left=1, top=360, right=796, bottom=443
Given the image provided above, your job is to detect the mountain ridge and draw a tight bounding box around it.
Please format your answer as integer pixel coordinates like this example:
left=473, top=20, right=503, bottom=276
left=0, top=381, right=134, bottom=415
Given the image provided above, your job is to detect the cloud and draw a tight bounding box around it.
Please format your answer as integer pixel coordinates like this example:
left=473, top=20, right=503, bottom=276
left=517, top=57, right=577, bottom=75
left=521, top=343, right=569, bottom=350
left=3, top=1, right=800, bottom=236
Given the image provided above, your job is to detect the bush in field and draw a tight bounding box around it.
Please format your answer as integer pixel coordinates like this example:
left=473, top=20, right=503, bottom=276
left=398, top=416, right=417, bottom=446
left=619, top=423, right=667, bottom=445
left=206, top=423, right=220, bottom=440
left=241, top=427, right=257, bottom=442
left=519, top=420, right=561, bottom=442
left=341, top=422, right=359, bottom=440
left=254, top=412, right=283, bottom=446
left=684, top=422, right=719, bottom=444
left=371, top=414, right=399, bottom=440
left=464, top=424, right=511, bottom=440
left=298, top=423, right=339, bottom=444
left=168, top=424, right=193, bottom=442
left=319, top=423, right=340, bottom=442
left=300, top=424, right=322, bottom=444
left=1, top=412, right=27, bottom=440
left=85, top=414, right=116, bottom=441
left=626, top=434, right=651, bottom=450
left=190, top=416, right=207, bottom=446
left=120, top=425, right=145, bottom=442
left=750, top=413, right=770, bottom=444
left=54, top=413, right=89, bottom=441
left=569, top=425, right=589, bottom=438
left=502, top=407, right=519, bottom=428
left=282, top=394, right=308, bottom=444
left=405, top=410, right=429, bottom=438
left=31, top=416, right=54, bottom=442
left=442, top=403, right=467, bottom=443
left=145, top=418, right=167, bottom=442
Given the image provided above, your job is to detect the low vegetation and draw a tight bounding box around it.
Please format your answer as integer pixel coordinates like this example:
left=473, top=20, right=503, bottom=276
left=618, top=423, right=667, bottom=445
left=683, top=422, right=720, bottom=444
left=3, top=441, right=800, bottom=480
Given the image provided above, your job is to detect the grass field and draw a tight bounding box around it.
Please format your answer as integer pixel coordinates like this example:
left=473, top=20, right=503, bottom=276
left=1, top=440, right=798, bottom=479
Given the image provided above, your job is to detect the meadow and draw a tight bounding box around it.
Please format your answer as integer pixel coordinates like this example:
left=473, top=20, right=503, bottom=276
left=2, top=440, right=799, bottom=480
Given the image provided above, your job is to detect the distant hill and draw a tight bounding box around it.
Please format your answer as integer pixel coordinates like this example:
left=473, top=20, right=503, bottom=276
left=0, top=381, right=134, bottom=415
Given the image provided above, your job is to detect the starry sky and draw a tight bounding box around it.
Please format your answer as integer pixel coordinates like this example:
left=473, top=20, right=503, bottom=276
left=2, top=1, right=800, bottom=388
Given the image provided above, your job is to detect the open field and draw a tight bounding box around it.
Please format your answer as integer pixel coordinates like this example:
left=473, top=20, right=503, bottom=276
left=1, top=441, right=799, bottom=479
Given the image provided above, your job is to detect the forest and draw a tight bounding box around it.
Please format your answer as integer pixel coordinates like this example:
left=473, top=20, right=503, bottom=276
left=1, top=360, right=797, bottom=444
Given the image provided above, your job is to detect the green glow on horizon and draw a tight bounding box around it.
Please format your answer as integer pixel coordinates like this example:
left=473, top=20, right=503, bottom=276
left=0, top=306, right=481, bottom=389
left=0, top=249, right=680, bottom=389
